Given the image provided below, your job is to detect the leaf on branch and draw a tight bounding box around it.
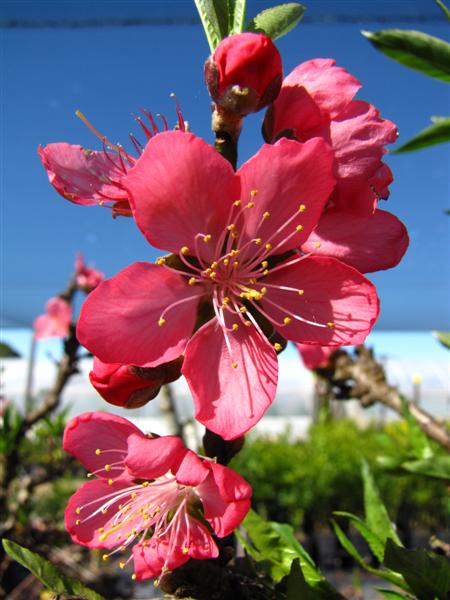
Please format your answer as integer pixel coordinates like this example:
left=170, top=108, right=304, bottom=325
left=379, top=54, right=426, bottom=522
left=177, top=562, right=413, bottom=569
left=376, top=589, right=412, bottom=600
left=400, top=455, right=450, bottom=480
left=384, top=538, right=450, bottom=600
left=246, top=3, right=306, bottom=40
left=435, top=0, right=450, bottom=21
left=362, top=29, right=450, bottom=82
left=286, top=559, right=325, bottom=599
left=434, top=330, right=450, bottom=350
left=228, top=0, right=246, bottom=34
left=194, top=0, right=223, bottom=51
left=393, top=117, right=450, bottom=153
left=2, top=539, right=105, bottom=600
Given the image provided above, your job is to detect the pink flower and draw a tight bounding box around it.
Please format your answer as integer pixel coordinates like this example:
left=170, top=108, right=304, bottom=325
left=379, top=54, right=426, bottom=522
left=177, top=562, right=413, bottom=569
left=262, top=59, right=408, bottom=274
left=63, top=412, right=251, bottom=581
left=33, top=296, right=72, bottom=340
left=75, top=254, right=105, bottom=292
left=89, top=356, right=183, bottom=409
left=77, top=131, right=379, bottom=440
left=205, top=33, right=282, bottom=115
left=297, top=343, right=338, bottom=370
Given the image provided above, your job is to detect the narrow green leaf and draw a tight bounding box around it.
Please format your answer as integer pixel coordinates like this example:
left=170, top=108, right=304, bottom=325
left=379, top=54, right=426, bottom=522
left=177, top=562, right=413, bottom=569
left=229, top=0, right=246, bottom=34
left=333, top=511, right=385, bottom=562
left=384, top=538, right=450, bottom=600
left=2, top=539, right=104, bottom=600
left=399, top=397, right=433, bottom=460
left=286, top=559, right=323, bottom=599
left=246, top=3, right=305, bottom=40
left=376, top=589, right=411, bottom=600
left=401, top=455, right=450, bottom=480
left=194, top=0, right=223, bottom=51
left=434, top=330, right=450, bottom=350
left=211, top=0, right=230, bottom=39
left=394, top=117, right=450, bottom=152
left=435, top=0, right=450, bottom=21
left=361, top=461, right=402, bottom=548
left=362, top=29, right=450, bottom=82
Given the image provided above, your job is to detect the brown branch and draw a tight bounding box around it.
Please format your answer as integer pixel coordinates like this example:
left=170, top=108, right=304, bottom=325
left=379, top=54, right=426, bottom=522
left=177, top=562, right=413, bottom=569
left=330, top=346, right=450, bottom=451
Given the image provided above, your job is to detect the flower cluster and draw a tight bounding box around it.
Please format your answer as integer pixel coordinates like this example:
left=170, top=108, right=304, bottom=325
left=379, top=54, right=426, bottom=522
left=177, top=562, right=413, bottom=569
left=39, top=31, right=408, bottom=582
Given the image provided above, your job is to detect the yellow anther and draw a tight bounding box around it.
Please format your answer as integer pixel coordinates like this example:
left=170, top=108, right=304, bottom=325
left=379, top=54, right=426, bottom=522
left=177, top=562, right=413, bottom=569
left=263, top=211, right=270, bottom=219
left=223, top=258, right=230, bottom=266
left=223, top=297, right=230, bottom=305
left=181, top=246, right=189, bottom=255
left=232, top=323, right=239, bottom=331
left=231, top=362, right=238, bottom=369
left=154, top=580, right=159, bottom=588
left=263, top=269, right=270, bottom=276
left=101, top=508, right=108, bottom=514
left=227, top=224, right=236, bottom=231
left=209, top=271, right=217, bottom=279
left=244, top=320, right=252, bottom=327
left=108, top=479, right=113, bottom=485
left=203, top=234, right=212, bottom=242
left=211, top=261, right=218, bottom=269
left=283, top=317, right=292, bottom=325
left=131, top=574, right=137, bottom=581
left=239, top=292, right=245, bottom=298
left=261, top=287, right=267, bottom=294
left=76, top=507, right=81, bottom=515
left=188, top=277, right=196, bottom=286
left=182, top=546, right=189, bottom=554
left=118, top=505, right=123, bottom=510
left=234, top=200, right=241, bottom=207
left=76, top=519, right=81, bottom=525
left=239, top=306, right=247, bottom=313
left=250, top=189, right=258, bottom=197
left=233, top=261, right=239, bottom=268
left=102, top=554, right=109, bottom=561
left=95, top=448, right=101, bottom=455
left=274, top=343, right=282, bottom=352
left=254, top=238, right=262, bottom=245
left=204, top=268, right=212, bottom=275
left=158, top=318, right=166, bottom=327
left=298, top=204, right=306, bottom=212
left=98, top=527, right=104, bottom=533
left=247, top=201, right=255, bottom=209
left=156, top=257, right=166, bottom=266
left=131, top=492, right=137, bottom=499
left=296, top=225, right=304, bottom=232
left=231, top=231, right=239, bottom=239
left=265, top=243, right=272, bottom=251
left=132, top=529, right=137, bottom=535
left=248, top=279, right=256, bottom=285
left=230, top=249, right=239, bottom=256
left=119, top=562, right=126, bottom=569
left=99, top=534, right=107, bottom=541
left=327, top=322, right=335, bottom=329
left=298, top=289, right=305, bottom=295
left=261, top=260, right=269, bottom=268
left=313, top=242, right=322, bottom=248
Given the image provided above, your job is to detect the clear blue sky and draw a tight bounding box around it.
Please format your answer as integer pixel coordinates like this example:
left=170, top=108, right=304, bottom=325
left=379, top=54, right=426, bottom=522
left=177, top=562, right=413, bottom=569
left=2, top=0, right=449, bottom=331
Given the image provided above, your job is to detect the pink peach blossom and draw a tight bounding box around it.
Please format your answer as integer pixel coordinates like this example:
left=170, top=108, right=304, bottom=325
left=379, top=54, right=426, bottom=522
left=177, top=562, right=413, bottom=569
left=33, top=296, right=72, bottom=340
left=77, top=131, right=379, bottom=440
left=297, top=343, right=338, bottom=370
left=63, top=412, right=251, bottom=581
left=75, top=254, right=104, bottom=292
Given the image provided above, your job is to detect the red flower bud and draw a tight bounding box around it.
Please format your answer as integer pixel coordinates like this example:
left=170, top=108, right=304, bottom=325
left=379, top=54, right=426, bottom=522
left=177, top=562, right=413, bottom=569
left=205, top=33, right=282, bottom=116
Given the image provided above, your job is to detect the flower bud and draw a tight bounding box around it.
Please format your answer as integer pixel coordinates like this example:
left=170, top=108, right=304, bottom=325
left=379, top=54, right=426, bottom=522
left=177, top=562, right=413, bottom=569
left=205, top=33, right=282, bottom=116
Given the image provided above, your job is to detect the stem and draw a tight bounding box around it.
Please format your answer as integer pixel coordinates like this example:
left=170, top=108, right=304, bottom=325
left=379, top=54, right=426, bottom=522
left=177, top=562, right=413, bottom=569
left=211, top=105, right=242, bottom=170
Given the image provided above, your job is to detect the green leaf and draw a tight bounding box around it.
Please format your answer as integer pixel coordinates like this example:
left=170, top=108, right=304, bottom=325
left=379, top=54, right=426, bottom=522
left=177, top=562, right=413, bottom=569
left=376, top=589, right=411, bottom=600
left=229, top=0, right=246, bottom=34
left=435, top=0, right=450, bottom=21
left=401, top=455, right=450, bottom=480
left=286, top=559, right=324, bottom=600
left=384, top=538, right=450, bottom=600
left=246, top=3, right=305, bottom=40
left=362, top=29, right=450, bottom=82
left=434, top=330, right=450, bottom=350
left=333, top=511, right=385, bottom=562
left=194, top=0, right=223, bottom=51
left=331, top=521, right=408, bottom=590
left=2, top=539, right=105, bottom=600
left=394, top=117, right=450, bottom=153
left=361, top=461, right=402, bottom=548
left=399, top=397, right=433, bottom=460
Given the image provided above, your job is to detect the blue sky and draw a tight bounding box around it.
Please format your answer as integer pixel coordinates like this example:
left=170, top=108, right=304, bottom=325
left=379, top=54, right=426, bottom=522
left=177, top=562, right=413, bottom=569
left=2, top=0, right=449, bottom=332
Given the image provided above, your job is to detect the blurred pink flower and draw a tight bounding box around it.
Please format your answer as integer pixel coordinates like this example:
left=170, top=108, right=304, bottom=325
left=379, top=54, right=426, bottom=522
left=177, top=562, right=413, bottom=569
left=297, top=343, right=339, bottom=370
left=75, top=254, right=104, bottom=293
left=33, top=296, right=71, bottom=340
left=64, top=412, right=251, bottom=582
left=77, top=131, right=379, bottom=440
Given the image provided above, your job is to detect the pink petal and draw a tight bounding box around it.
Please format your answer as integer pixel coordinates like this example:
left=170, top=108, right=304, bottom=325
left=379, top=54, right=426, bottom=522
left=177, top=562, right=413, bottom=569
left=283, top=58, right=361, bottom=120
left=237, top=138, right=335, bottom=256
left=197, top=462, right=252, bottom=537
left=174, top=449, right=210, bottom=487
left=63, top=411, right=143, bottom=477
left=65, top=478, right=136, bottom=549
left=260, top=256, right=379, bottom=346
left=296, top=343, right=336, bottom=369
left=124, top=434, right=186, bottom=480
left=132, top=542, right=168, bottom=580
left=301, top=209, right=409, bottom=273
left=124, top=131, right=237, bottom=261
left=182, top=317, right=278, bottom=440
left=38, top=143, right=131, bottom=212
left=263, top=85, right=322, bottom=141
left=77, top=262, right=201, bottom=366
left=33, top=296, right=71, bottom=340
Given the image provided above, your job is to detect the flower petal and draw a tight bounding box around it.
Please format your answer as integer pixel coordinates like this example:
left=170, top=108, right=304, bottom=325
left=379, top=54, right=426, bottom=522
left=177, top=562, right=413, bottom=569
left=33, top=296, right=71, bottom=340
left=260, top=256, right=379, bottom=346
left=198, top=462, right=252, bottom=537
left=38, top=143, right=130, bottom=211
left=174, top=449, right=210, bottom=487
left=182, top=317, right=278, bottom=440
left=302, top=209, right=409, bottom=273
left=124, top=434, right=186, bottom=480
left=63, top=411, right=143, bottom=477
left=124, top=131, right=237, bottom=261
left=77, top=262, right=201, bottom=366
left=237, top=138, right=335, bottom=257
left=296, top=343, right=337, bottom=369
